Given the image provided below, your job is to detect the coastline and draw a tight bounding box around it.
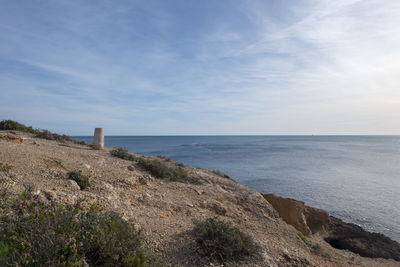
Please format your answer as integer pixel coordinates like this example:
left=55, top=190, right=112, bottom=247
left=72, top=134, right=400, bottom=244
left=1, top=130, right=399, bottom=266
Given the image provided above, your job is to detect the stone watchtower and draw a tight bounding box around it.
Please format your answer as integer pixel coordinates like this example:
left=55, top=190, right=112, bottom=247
left=93, top=128, right=104, bottom=150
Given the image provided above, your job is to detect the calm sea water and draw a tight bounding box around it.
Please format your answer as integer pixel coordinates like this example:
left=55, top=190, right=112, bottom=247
left=73, top=135, right=400, bottom=242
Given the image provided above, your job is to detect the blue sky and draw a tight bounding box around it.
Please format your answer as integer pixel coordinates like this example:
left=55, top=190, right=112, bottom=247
left=1, top=0, right=400, bottom=135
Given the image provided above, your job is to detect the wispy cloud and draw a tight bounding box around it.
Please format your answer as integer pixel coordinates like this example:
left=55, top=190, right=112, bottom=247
left=0, top=0, right=399, bottom=134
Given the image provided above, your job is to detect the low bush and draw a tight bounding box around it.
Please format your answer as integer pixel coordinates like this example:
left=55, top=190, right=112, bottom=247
left=111, top=148, right=138, bottom=161
left=35, top=129, right=72, bottom=142
left=0, top=120, right=35, bottom=133
left=137, top=158, right=195, bottom=183
left=156, top=155, right=171, bottom=161
left=193, top=217, right=258, bottom=262
left=0, top=190, right=163, bottom=266
left=68, top=170, right=90, bottom=190
left=0, top=163, right=12, bottom=173
left=110, top=149, right=199, bottom=184
left=0, top=120, right=90, bottom=145
left=74, top=140, right=90, bottom=146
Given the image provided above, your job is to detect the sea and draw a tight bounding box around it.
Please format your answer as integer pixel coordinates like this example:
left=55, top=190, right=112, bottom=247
left=73, top=135, right=400, bottom=242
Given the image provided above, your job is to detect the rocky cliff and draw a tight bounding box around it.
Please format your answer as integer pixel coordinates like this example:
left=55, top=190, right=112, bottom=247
left=262, top=194, right=400, bottom=262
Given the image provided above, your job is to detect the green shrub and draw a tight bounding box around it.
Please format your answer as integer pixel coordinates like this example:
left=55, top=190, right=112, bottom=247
left=68, top=170, right=90, bottom=190
left=297, top=232, right=307, bottom=243
left=74, top=140, right=90, bottom=146
left=156, top=155, right=171, bottom=161
left=0, top=190, right=163, bottom=266
left=110, top=149, right=199, bottom=184
left=0, top=163, right=12, bottom=173
left=35, top=129, right=72, bottom=142
left=111, top=148, right=138, bottom=161
left=0, top=120, right=35, bottom=133
left=0, top=120, right=78, bottom=144
left=192, top=217, right=258, bottom=262
left=0, top=119, right=89, bottom=148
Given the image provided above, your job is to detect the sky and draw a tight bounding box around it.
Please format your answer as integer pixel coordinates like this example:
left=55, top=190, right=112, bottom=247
left=1, top=0, right=400, bottom=135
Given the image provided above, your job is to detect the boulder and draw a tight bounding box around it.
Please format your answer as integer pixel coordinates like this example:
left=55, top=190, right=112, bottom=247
left=325, top=216, right=400, bottom=261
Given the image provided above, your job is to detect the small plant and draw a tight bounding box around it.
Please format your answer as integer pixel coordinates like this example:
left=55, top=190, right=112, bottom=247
left=193, top=217, right=258, bottom=262
left=73, top=140, right=90, bottom=146
left=110, top=149, right=199, bottom=184
left=0, top=163, right=12, bottom=173
left=35, top=129, right=72, bottom=142
left=156, top=154, right=171, bottom=161
left=111, top=148, right=138, bottom=161
left=211, top=170, right=231, bottom=179
left=68, top=170, right=90, bottom=190
left=297, top=232, right=307, bottom=243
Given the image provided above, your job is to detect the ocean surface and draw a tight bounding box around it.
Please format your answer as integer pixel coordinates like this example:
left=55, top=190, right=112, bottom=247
left=73, top=135, right=400, bottom=242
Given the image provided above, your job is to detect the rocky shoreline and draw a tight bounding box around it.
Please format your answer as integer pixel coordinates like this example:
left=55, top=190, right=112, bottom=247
left=262, top=194, right=400, bottom=262
left=1, top=130, right=399, bottom=266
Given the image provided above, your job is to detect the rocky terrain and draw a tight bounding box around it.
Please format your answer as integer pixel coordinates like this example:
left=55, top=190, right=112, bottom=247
left=1, top=130, right=399, bottom=266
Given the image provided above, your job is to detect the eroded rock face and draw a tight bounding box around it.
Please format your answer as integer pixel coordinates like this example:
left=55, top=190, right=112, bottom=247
left=0, top=133, right=23, bottom=144
left=262, top=194, right=400, bottom=261
left=262, top=194, right=329, bottom=236
left=326, top=216, right=400, bottom=261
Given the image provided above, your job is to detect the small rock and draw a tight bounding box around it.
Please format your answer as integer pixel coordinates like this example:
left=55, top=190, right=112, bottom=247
left=103, top=182, right=114, bottom=191
left=127, top=165, right=135, bottom=171
left=83, top=163, right=91, bottom=169
left=138, top=176, right=148, bottom=185
left=215, top=185, right=227, bottom=193
left=67, top=179, right=80, bottom=190
left=195, top=189, right=204, bottom=195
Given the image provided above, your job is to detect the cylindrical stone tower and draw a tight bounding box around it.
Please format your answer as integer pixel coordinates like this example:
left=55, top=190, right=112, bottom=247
left=93, top=128, right=104, bottom=150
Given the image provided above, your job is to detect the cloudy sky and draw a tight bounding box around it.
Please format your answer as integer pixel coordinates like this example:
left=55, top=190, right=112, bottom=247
left=1, top=0, right=400, bottom=135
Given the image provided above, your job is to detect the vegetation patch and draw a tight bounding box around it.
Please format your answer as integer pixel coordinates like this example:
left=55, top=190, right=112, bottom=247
left=0, top=120, right=35, bottom=133
left=111, top=148, right=199, bottom=184
left=0, top=163, right=12, bottom=173
left=68, top=170, right=90, bottom=190
left=74, top=140, right=91, bottom=146
left=0, top=120, right=90, bottom=146
left=192, top=217, right=259, bottom=262
left=156, top=155, right=171, bottom=161
left=297, top=232, right=307, bottom=243
left=35, top=129, right=72, bottom=142
left=0, top=190, right=163, bottom=266
left=111, top=148, right=138, bottom=161
left=211, top=170, right=231, bottom=179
